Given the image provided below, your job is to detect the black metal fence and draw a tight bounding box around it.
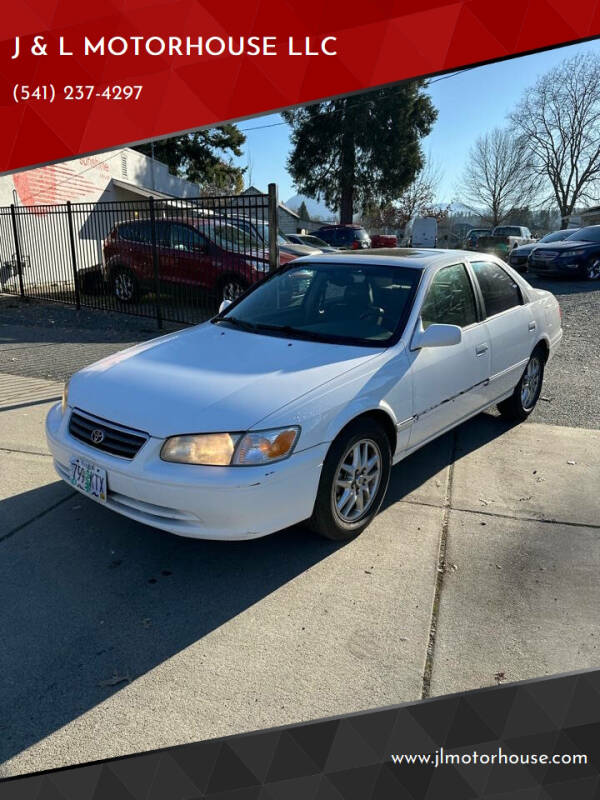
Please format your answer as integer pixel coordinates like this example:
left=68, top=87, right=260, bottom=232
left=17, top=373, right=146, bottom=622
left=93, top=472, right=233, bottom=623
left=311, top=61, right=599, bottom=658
left=0, top=185, right=279, bottom=327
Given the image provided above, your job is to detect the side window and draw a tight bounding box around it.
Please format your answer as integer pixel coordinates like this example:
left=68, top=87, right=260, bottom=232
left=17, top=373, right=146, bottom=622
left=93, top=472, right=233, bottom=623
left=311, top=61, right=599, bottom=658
left=471, top=261, right=522, bottom=317
left=420, top=263, right=477, bottom=330
left=170, top=223, right=207, bottom=252
left=117, top=222, right=135, bottom=241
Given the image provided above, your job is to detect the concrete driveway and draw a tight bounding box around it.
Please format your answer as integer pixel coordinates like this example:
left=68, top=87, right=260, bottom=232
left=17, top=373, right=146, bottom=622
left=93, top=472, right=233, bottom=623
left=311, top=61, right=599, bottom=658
left=1, top=373, right=599, bottom=778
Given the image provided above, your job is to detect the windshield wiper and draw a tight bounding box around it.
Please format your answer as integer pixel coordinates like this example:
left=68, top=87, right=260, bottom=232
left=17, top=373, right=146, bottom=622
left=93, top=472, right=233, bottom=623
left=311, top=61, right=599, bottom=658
left=214, top=316, right=258, bottom=332
left=253, top=323, right=323, bottom=340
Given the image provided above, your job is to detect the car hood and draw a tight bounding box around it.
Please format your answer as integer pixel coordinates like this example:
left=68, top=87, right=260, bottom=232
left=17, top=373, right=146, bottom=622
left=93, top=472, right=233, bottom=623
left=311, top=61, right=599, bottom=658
left=68, top=324, right=383, bottom=438
left=512, top=243, right=537, bottom=255
left=532, top=240, right=589, bottom=252
left=280, top=243, right=321, bottom=257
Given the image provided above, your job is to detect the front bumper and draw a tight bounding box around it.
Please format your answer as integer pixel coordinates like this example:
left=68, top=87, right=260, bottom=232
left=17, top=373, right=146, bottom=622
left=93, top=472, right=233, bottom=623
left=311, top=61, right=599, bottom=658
left=528, top=257, right=586, bottom=276
left=46, top=403, right=328, bottom=540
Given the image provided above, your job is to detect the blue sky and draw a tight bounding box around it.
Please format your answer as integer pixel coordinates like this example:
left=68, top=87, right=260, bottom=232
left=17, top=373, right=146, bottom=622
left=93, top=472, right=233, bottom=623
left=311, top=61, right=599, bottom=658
left=233, top=38, right=599, bottom=206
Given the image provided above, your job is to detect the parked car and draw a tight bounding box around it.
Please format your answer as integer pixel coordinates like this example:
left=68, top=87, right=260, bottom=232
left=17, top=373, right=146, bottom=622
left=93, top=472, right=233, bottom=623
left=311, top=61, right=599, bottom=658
left=509, top=229, right=579, bottom=273
left=370, top=233, right=398, bottom=248
left=476, top=225, right=535, bottom=256
left=286, top=233, right=339, bottom=252
left=463, top=228, right=491, bottom=250
left=47, top=249, right=561, bottom=542
left=102, top=217, right=296, bottom=304
left=403, top=217, right=438, bottom=248
left=527, top=225, right=600, bottom=280
left=313, top=224, right=371, bottom=249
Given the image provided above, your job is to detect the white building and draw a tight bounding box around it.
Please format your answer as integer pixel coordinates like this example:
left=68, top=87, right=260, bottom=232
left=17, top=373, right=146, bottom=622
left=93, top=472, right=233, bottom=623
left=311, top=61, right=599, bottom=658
left=0, top=147, right=201, bottom=291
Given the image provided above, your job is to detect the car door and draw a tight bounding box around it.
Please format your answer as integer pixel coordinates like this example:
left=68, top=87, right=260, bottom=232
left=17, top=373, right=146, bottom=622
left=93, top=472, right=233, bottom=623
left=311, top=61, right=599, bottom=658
left=407, top=262, right=491, bottom=448
left=169, top=222, right=212, bottom=288
left=469, top=260, right=537, bottom=400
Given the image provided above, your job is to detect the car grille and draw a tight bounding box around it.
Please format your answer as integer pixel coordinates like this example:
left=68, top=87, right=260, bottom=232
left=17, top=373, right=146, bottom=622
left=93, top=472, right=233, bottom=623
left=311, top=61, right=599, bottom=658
left=532, top=250, right=558, bottom=261
left=69, top=409, right=148, bottom=459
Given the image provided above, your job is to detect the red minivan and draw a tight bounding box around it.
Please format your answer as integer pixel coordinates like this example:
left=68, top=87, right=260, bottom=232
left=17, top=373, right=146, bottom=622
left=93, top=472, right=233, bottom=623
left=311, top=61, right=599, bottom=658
left=102, top=217, right=296, bottom=304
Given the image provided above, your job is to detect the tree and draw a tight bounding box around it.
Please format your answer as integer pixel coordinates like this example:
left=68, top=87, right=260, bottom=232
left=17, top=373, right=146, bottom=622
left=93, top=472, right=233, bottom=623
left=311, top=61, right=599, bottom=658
left=395, top=158, right=443, bottom=225
left=511, top=53, right=600, bottom=227
left=135, top=126, right=246, bottom=193
left=297, top=200, right=310, bottom=221
left=283, top=82, right=437, bottom=224
left=459, top=127, right=540, bottom=227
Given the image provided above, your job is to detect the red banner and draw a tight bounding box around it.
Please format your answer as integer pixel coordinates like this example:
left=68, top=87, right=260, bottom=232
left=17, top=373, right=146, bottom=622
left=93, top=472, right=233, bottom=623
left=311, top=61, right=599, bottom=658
left=0, top=0, right=598, bottom=174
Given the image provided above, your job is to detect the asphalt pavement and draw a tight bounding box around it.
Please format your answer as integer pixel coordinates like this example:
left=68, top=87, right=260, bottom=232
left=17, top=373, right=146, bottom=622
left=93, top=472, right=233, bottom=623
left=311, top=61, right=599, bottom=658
left=1, top=277, right=599, bottom=777
left=1, top=382, right=599, bottom=777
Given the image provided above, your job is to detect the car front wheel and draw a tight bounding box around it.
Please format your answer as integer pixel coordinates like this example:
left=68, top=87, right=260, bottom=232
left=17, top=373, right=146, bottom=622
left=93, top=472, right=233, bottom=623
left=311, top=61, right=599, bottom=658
left=497, top=348, right=545, bottom=422
left=308, top=418, right=391, bottom=541
left=112, top=267, right=140, bottom=303
left=585, top=258, right=600, bottom=281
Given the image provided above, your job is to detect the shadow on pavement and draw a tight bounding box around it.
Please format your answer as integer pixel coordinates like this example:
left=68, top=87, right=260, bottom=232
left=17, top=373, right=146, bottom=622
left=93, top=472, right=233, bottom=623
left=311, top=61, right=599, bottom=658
left=0, top=411, right=514, bottom=766
left=383, top=411, right=515, bottom=509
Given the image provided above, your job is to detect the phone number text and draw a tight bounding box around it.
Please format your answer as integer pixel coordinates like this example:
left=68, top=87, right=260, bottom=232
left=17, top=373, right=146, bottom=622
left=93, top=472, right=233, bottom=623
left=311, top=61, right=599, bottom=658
left=12, top=85, right=144, bottom=103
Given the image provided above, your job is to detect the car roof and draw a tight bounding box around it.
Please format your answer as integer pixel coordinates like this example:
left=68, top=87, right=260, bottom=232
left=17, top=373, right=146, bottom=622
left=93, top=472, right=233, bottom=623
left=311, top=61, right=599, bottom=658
left=291, top=247, right=489, bottom=269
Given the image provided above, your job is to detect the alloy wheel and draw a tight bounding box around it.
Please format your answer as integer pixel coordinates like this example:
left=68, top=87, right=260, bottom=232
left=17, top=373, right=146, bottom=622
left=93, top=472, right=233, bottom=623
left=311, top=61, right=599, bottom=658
left=520, top=356, right=542, bottom=410
left=586, top=259, right=600, bottom=280
left=115, top=272, right=134, bottom=301
left=223, top=281, right=244, bottom=301
left=332, top=439, right=382, bottom=523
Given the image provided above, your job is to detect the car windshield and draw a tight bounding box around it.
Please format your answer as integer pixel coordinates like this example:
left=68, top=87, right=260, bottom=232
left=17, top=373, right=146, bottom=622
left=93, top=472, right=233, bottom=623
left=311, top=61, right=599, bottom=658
left=213, top=262, right=422, bottom=346
left=564, top=226, right=600, bottom=242
left=303, top=235, right=329, bottom=246
left=539, top=231, right=572, bottom=243
left=199, top=223, right=263, bottom=253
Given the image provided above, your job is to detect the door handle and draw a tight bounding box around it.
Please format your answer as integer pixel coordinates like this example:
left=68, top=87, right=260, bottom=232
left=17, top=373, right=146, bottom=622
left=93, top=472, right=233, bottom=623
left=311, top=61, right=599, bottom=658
left=475, top=343, right=489, bottom=356
left=528, top=321, right=537, bottom=331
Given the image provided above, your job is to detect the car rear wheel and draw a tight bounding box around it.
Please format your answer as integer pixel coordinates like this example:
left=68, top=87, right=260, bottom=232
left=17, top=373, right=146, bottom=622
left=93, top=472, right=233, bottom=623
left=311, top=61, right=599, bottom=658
left=221, top=277, right=248, bottom=303
left=497, top=348, right=545, bottom=422
left=112, top=267, right=140, bottom=303
left=308, top=418, right=391, bottom=541
left=585, top=258, right=600, bottom=281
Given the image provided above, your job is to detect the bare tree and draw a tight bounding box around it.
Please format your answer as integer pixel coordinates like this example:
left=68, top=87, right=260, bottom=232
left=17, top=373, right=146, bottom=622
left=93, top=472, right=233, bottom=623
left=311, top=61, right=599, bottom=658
left=395, top=158, right=443, bottom=225
left=511, top=53, right=600, bottom=227
left=459, top=127, right=539, bottom=227
left=361, top=157, right=443, bottom=230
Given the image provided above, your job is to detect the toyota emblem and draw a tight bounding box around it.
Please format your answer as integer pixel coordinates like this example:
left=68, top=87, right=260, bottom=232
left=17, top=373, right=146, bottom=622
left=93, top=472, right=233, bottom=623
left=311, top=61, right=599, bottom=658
left=90, top=428, right=105, bottom=444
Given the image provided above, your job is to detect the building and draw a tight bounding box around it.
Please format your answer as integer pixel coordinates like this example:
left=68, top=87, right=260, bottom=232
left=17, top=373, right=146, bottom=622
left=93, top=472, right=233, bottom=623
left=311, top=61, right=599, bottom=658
left=0, top=148, right=202, bottom=292
left=580, top=206, right=600, bottom=226
left=0, top=146, right=200, bottom=208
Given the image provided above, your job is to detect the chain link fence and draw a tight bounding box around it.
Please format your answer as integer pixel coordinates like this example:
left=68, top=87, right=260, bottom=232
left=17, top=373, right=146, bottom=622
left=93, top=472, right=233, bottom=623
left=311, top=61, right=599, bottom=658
left=0, top=185, right=279, bottom=327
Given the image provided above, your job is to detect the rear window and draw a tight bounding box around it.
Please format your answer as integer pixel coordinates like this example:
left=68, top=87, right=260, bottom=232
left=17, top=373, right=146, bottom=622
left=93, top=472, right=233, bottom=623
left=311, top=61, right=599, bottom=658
left=494, top=226, right=521, bottom=237
left=354, top=228, right=370, bottom=240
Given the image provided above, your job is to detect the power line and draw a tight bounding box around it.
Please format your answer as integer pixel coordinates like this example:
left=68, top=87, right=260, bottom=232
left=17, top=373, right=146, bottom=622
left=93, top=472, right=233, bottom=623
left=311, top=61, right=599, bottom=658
left=239, top=67, right=477, bottom=133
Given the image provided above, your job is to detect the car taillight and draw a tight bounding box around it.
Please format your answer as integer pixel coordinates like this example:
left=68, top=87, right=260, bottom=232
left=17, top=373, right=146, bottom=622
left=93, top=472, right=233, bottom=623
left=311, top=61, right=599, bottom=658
left=352, top=241, right=360, bottom=250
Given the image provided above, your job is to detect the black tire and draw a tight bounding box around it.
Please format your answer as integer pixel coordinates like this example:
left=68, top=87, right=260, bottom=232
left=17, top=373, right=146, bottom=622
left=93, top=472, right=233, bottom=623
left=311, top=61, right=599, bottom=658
left=111, top=267, right=140, bottom=304
left=497, top=347, right=545, bottom=422
left=308, top=418, right=392, bottom=541
left=584, top=257, right=600, bottom=281
left=220, top=276, right=248, bottom=303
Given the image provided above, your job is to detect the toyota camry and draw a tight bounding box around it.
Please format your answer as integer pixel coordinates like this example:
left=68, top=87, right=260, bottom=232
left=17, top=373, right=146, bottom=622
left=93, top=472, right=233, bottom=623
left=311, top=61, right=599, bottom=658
left=46, top=249, right=562, bottom=542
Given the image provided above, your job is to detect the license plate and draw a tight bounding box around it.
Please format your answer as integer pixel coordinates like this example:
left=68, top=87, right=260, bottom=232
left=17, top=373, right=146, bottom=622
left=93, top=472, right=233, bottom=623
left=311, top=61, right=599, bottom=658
left=69, top=457, right=107, bottom=502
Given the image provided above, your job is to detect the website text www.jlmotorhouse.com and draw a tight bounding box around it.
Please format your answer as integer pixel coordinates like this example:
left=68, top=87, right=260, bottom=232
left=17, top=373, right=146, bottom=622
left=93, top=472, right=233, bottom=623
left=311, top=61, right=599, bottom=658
left=390, top=747, right=589, bottom=768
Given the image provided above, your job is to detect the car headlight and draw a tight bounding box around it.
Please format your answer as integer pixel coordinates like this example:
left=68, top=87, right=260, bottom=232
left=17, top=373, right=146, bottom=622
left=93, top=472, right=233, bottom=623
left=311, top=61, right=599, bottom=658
left=61, top=381, right=70, bottom=414
left=160, top=426, right=300, bottom=466
left=233, top=427, right=300, bottom=465
left=559, top=250, right=582, bottom=258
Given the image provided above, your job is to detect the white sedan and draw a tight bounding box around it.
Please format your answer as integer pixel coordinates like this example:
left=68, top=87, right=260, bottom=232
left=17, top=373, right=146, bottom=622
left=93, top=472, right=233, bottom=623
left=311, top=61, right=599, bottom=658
left=46, top=250, right=562, bottom=542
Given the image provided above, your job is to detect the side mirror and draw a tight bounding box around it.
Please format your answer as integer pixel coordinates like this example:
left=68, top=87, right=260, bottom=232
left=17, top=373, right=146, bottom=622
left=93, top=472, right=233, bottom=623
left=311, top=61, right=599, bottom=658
left=412, top=320, right=462, bottom=350
left=218, top=299, right=232, bottom=314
